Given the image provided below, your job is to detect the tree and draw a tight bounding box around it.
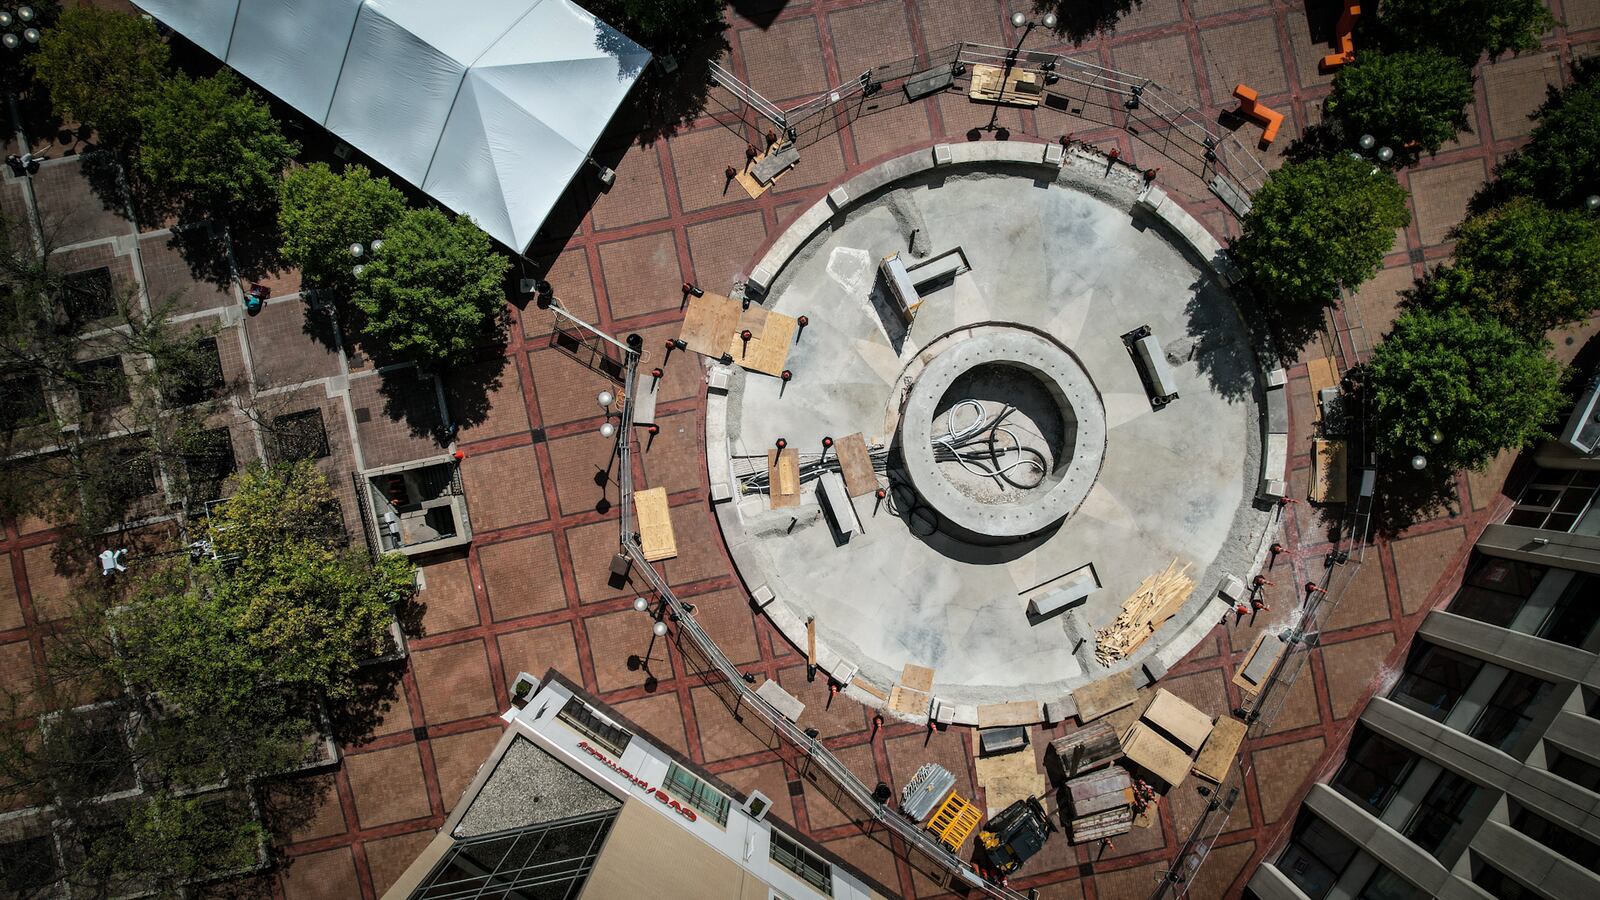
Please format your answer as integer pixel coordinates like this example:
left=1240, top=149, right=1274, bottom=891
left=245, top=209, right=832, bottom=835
left=1492, top=56, right=1600, bottom=210
left=28, top=6, right=169, bottom=146
left=351, top=207, right=510, bottom=365
left=1327, top=49, right=1476, bottom=156
left=133, top=70, right=298, bottom=215
left=1232, top=154, right=1411, bottom=307
left=277, top=163, right=407, bottom=291
left=590, top=0, right=725, bottom=54
left=1366, top=308, right=1565, bottom=471
left=1373, top=0, right=1555, bottom=63
left=1415, top=198, right=1600, bottom=337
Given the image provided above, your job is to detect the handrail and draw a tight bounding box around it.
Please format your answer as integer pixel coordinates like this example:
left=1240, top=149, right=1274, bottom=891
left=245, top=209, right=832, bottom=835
left=709, top=60, right=788, bottom=130
left=611, top=348, right=1024, bottom=900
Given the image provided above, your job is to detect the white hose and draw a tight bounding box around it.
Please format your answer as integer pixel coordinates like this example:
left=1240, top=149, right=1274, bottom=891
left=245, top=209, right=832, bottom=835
left=932, top=400, right=1046, bottom=486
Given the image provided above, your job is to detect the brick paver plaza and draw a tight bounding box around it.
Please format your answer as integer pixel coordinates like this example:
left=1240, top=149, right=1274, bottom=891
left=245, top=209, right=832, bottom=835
left=4, top=1, right=1600, bottom=897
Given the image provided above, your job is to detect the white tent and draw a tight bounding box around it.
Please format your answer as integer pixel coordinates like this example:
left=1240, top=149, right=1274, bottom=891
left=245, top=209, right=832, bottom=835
left=133, top=0, right=651, bottom=251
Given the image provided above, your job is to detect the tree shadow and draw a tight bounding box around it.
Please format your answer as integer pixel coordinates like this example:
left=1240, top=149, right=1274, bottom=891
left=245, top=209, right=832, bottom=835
left=1178, top=271, right=1258, bottom=403
left=730, top=0, right=788, bottom=29
left=589, top=2, right=732, bottom=146
left=1037, top=0, right=1144, bottom=45
left=323, top=668, right=410, bottom=751
left=440, top=354, right=511, bottom=438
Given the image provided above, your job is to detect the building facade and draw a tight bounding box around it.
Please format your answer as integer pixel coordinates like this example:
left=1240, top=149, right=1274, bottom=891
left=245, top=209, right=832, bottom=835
left=384, top=672, right=892, bottom=900
left=1247, top=440, right=1600, bottom=900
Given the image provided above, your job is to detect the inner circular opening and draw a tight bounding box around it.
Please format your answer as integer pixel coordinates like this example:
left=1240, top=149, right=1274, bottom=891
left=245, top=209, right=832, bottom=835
left=930, top=362, right=1074, bottom=505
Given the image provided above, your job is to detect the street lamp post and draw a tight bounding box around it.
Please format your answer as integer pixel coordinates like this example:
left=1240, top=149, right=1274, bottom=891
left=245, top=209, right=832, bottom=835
left=1353, top=133, right=1394, bottom=174
left=0, top=6, right=39, bottom=50
left=982, top=11, right=1057, bottom=133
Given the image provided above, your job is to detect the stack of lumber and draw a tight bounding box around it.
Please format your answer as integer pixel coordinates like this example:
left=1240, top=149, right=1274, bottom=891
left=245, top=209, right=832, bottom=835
left=1094, top=560, right=1194, bottom=665
left=1047, top=721, right=1122, bottom=779
left=1064, top=765, right=1133, bottom=842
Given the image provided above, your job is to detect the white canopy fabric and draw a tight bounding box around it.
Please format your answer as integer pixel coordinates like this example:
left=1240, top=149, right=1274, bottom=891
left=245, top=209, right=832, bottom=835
left=134, top=0, right=651, bottom=251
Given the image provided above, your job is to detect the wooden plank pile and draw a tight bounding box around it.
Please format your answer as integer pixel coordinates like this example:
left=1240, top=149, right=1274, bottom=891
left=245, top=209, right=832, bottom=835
left=1064, top=765, right=1133, bottom=842
left=1094, top=560, right=1194, bottom=665
left=1047, top=721, right=1122, bottom=780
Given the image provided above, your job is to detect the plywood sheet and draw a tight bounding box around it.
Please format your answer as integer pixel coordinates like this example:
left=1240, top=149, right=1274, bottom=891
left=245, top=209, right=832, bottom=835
left=1191, top=716, right=1248, bottom=784
left=733, top=147, right=793, bottom=199
left=855, top=678, right=889, bottom=701
left=767, top=448, right=801, bottom=509
left=1121, top=721, right=1191, bottom=788
left=678, top=292, right=741, bottom=358
left=977, top=701, right=1042, bottom=728
left=737, top=303, right=769, bottom=340
left=729, top=309, right=796, bottom=377
left=888, top=685, right=929, bottom=717
left=835, top=432, right=877, bottom=498
left=1141, top=689, right=1214, bottom=754
left=900, top=663, right=935, bottom=693
left=1312, top=438, right=1348, bottom=504
left=633, top=487, right=677, bottom=562
left=1073, top=671, right=1138, bottom=723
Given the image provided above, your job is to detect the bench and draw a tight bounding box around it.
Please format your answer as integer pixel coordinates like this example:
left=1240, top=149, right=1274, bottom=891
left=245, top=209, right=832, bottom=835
left=1321, top=4, right=1361, bottom=71
left=1023, top=563, right=1099, bottom=619
left=979, top=726, right=1029, bottom=755
left=751, top=144, right=800, bottom=185
left=905, top=65, right=956, bottom=101
left=1232, top=84, right=1284, bottom=146
left=880, top=253, right=920, bottom=324
left=817, top=470, right=862, bottom=538
left=1127, top=326, right=1179, bottom=408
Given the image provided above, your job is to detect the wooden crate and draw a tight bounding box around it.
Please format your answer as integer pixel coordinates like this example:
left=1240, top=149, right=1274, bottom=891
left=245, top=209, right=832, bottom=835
left=1070, top=807, right=1133, bottom=843
left=1065, top=765, right=1132, bottom=819
left=1047, top=721, right=1122, bottom=778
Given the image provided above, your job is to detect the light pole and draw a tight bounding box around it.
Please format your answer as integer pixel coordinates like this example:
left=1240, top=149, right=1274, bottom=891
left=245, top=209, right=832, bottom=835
left=1411, top=429, right=1443, bottom=472
left=627, top=595, right=671, bottom=691
left=1587, top=195, right=1599, bottom=212
left=982, top=11, right=1057, bottom=133
left=349, top=238, right=384, bottom=278
left=597, top=389, right=617, bottom=439
left=1353, top=133, right=1394, bottom=174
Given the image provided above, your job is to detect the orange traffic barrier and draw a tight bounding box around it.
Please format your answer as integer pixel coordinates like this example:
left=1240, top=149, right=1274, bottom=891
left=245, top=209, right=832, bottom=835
left=1232, top=84, right=1284, bottom=145
left=1321, top=4, right=1360, bottom=70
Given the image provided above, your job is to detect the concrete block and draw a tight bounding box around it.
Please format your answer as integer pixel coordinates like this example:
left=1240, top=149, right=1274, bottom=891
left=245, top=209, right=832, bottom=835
left=747, top=264, right=774, bottom=296
left=631, top=376, right=659, bottom=426
left=827, top=185, right=850, bottom=210
left=768, top=602, right=809, bottom=650
left=952, top=704, right=981, bottom=726
left=1142, top=658, right=1169, bottom=685
left=710, top=482, right=732, bottom=503
left=1043, top=142, right=1065, bottom=167
left=751, top=584, right=776, bottom=608
left=1044, top=694, right=1078, bottom=723
left=756, top=679, right=806, bottom=722
left=1266, top=384, right=1289, bottom=435
left=932, top=144, right=953, bottom=166
left=1260, top=478, right=1287, bottom=500
left=1136, top=184, right=1168, bottom=214
left=707, top=367, right=730, bottom=393
left=930, top=697, right=956, bottom=725
left=832, top=659, right=859, bottom=686
left=1265, top=367, right=1287, bottom=389
left=1264, top=432, right=1288, bottom=483
left=1218, top=574, right=1246, bottom=602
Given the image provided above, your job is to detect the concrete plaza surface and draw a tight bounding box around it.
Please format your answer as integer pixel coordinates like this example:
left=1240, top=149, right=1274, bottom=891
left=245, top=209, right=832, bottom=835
left=3, top=1, right=1598, bottom=898
left=720, top=165, right=1271, bottom=703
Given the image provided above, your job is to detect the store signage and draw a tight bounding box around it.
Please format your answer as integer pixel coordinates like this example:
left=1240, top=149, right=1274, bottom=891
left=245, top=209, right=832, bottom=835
left=577, top=741, right=699, bottom=822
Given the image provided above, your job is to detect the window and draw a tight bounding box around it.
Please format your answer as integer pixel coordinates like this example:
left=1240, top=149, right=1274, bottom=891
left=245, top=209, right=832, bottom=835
left=1276, top=811, right=1357, bottom=899
left=1401, top=769, right=1478, bottom=857
left=1391, top=643, right=1482, bottom=721
left=61, top=266, right=117, bottom=321
left=1533, top=574, right=1600, bottom=647
left=1333, top=728, right=1417, bottom=816
left=271, top=409, right=330, bottom=461
left=1505, top=468, right=1600, bottom=533
left=1449, top=556, right=1546, bottom=628
left=73, top=356, right=129, bottom=414
left=770, top=831, right=832, bottom=896
left=1471, top=857, right=1538, bottom=900
left=556, top=695, right=631, bottom=757
left=1356, top=866, right=1428, bottom=900
left=1510, top=804, right=1600, bottom=875
left=1469, top=672, right=1550, bottom=752
left=0, top=373, right=49, bottom=430
left=662, top=761, right=730, bottom=826
left=415, top=809, right=616, bottom=900
left=1548, top=750, right=1600, bottom=793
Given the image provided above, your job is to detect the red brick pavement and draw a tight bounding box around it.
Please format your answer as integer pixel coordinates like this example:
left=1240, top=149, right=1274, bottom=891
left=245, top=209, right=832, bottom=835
left=3, top=2, right=1598, bottom=898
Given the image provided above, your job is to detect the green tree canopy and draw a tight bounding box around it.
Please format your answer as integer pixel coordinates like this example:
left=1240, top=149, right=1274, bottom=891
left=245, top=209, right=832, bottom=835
left=1366, top=308, right=1566, bottom=471
left=277, top=163, right=407, bottom=291
left=1327, top=49, right=1476, bottom=155
left=28, top=6, right=169, bottom=146
left=1493, top=56, right=1600, bottom=210
left=1232, top=154, right=1411, bottom=307
left=133, top=69, right=298, bottom=215
left=1374, top=0, right=1555, bottom=62
left=351, top=207, right=510, bottom=365
left=1415, top=198, right=1600, bottom=337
